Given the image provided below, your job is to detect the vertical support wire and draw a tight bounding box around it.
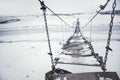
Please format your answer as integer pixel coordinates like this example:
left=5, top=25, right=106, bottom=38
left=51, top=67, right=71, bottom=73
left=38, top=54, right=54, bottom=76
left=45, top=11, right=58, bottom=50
left=90, top=21, right=93, bottom=42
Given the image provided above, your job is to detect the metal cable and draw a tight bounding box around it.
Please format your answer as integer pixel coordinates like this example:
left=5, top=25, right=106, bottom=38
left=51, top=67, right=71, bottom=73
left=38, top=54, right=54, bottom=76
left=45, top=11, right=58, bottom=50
left=83, top=9, right=101, bottom=29
left=83, top=0, right=110, bottom=29
left=46, top=6, right=72, bottom=28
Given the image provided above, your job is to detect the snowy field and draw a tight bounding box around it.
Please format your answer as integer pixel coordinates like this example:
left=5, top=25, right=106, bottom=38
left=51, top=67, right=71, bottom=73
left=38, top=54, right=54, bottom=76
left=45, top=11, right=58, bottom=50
left=0, top=14, right=120, bottom=80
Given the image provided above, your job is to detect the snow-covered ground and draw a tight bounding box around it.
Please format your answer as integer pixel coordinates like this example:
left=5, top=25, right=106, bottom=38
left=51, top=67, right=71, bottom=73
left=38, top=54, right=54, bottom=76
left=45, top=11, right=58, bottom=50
left=0, top=14, right=120, bottom=80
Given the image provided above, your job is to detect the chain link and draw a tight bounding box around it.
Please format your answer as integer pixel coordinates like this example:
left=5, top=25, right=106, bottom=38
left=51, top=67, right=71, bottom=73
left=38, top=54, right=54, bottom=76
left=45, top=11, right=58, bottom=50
left=104, top=0, right=116, bottom=72
left=39, top=0, right=55, bottom=71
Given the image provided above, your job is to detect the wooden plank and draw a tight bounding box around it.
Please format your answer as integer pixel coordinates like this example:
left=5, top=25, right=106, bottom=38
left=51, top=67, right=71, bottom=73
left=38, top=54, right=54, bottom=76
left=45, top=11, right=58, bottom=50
left=63, top=53, right=93, bottom=57
left=56, top=72, right=119, bottom=80
left=57, top=62, right=100, bottom=67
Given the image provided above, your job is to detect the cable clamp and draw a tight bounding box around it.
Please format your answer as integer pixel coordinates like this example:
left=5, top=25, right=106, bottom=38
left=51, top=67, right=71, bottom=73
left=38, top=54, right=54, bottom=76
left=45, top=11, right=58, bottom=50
left=106, top=46, right=112, bottom=51
left=99, top=5, right=105, bottom=10
left=48, top=52, right=52, bottom=55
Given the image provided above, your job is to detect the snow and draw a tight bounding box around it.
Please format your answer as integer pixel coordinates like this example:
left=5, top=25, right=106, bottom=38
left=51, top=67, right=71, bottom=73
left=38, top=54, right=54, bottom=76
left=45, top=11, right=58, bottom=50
left=0, top=14, right=120, bottom=80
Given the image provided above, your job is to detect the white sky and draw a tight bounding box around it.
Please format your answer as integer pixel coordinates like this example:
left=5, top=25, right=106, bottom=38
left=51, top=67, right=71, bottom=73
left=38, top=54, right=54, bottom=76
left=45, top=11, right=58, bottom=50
left=0, top=0, right=120, bottom=15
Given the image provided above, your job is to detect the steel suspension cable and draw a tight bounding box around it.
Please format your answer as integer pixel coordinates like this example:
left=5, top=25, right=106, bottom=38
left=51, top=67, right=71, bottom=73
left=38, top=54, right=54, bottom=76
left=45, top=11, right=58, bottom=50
left=46, top=6, right=72, bottom=28
left=83, top=0, right=110, bottom=29
left=83, top=9, right=101, bottom=29
left=38, top=1, right=72, bottom=28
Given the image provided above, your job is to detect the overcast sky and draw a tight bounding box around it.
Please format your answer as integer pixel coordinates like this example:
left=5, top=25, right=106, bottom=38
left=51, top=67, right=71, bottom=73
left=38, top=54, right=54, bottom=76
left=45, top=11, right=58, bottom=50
left=0, top=0, right=120, bottom=15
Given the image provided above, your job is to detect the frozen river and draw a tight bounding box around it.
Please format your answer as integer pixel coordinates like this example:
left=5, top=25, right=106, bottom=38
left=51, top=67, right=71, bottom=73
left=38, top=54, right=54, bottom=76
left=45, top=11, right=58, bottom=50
left=0, top=14, right=120, bottom=80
